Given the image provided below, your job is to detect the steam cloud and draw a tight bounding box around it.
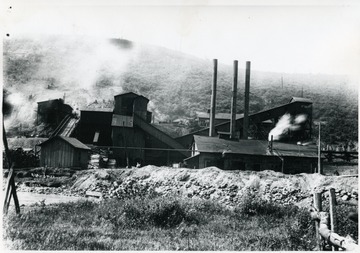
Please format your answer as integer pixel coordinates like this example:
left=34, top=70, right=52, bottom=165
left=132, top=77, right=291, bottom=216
left=3, top=35, right=139, bottom=132
left=268, top=113, right=308, bottom=141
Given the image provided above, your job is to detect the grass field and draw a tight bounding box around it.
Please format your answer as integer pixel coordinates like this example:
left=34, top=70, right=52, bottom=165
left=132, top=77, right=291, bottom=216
left=322, top=162, right=358, bottom=176
left=3, top=189, right=358, bottom=251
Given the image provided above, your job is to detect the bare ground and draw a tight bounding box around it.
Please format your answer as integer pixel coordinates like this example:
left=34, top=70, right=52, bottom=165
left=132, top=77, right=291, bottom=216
left=4, top=165, right=358, bottom=209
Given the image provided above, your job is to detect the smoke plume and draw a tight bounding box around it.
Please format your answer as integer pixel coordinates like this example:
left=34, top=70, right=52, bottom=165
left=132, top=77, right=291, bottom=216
left=268, top=113, right=307, bottom=141
left=3, top=35, right=138, bottom=132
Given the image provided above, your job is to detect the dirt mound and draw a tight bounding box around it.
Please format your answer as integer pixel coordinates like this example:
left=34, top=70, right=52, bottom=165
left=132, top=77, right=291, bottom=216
left=67, top=166, right=358, bottom=207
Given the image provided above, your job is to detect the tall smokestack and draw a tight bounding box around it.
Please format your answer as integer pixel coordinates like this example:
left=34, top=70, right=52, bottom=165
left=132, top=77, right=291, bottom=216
left=209, top=59, right=218, bottom=137
left=230, top=60, right=238, bottom=139
left=243, top=61, right=251, bottom=139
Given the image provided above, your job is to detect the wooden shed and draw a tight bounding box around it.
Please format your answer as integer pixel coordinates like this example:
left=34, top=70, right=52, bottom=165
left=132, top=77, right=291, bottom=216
left=38, top=136, right=91, bottom=168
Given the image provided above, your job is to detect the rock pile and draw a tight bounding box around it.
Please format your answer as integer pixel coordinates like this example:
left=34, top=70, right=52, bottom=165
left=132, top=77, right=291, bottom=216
left=12, top=166, right=358, bottom=208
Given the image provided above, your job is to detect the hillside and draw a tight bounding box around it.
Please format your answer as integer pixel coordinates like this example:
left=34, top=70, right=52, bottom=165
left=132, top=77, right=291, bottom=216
left=3, top=35, right=358, bottom=144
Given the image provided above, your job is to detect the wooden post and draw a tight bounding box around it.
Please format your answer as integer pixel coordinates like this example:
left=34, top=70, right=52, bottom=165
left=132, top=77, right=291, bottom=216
left=310, top=210, right=358, bottom=251
left=329, top=188, right=338, bottom=251
left=3, top=123, right=20, bottom=215
left=318, top=123, right=322, bottom=174
left=314, top=192, right=323, bottom=250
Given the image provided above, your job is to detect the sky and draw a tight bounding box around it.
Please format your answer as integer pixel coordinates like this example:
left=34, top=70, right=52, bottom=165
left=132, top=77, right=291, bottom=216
left=1, top=0, right=360, bottom=80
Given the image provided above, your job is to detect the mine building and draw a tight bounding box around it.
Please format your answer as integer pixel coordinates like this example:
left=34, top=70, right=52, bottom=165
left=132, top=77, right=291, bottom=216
left=38, top=136, right=90, bottom=169
left=74, top=92, right=188, bottom=166
left=180, top=59, right=316, bottom=174
left=36, top=59, right=318, bottom=174
left=75, top=108, right=113, bottom=146
left=184, top=135, right=319, bottom=174
left=177, top=97, right=313, bottom=149
left=37, top=98, right=73, bottom=126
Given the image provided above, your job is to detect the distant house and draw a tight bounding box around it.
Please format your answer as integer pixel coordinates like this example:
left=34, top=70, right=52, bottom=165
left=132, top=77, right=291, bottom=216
left=184, top=135, right=320, bottom=174
left=38, top=136, right=90, bottom=168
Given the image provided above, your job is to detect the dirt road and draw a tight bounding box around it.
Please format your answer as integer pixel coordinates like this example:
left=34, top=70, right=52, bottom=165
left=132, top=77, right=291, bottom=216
left=4, top=192, right=87, bottom=208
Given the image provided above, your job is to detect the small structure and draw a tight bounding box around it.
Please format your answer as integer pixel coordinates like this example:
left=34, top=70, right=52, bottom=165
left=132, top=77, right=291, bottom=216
left=38, top=136, right=90, bottom=168
left=37, top=98, right=73, bottom=125
left=185, top=135, right=320, bottom=174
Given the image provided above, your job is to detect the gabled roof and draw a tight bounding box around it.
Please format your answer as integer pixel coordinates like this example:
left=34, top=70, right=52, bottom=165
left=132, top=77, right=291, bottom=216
left=114, top=92, right=139, bottom=97
left=37, top=98, right=63, bottom=104
left=193, top=135, right=318, bottom=158
left=114, top=92, right=149, bottom=101
left=289, top=97, right=312, bottom=104
left=39, top=136, right=91, bottom=150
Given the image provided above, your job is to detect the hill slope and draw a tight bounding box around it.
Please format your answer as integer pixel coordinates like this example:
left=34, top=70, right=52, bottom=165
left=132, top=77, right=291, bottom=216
left=3, top=35, right=358, bottom=143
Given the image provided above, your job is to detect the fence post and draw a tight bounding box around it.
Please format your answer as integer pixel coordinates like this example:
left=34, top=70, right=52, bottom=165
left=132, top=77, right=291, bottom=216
left=329, top=188, right=338, bottom=251
left=314, top=192, right=323, bottom=250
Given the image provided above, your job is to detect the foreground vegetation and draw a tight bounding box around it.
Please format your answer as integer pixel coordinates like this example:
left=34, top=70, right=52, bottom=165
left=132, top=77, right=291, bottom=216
left=3, top=188, right=358, bottom=251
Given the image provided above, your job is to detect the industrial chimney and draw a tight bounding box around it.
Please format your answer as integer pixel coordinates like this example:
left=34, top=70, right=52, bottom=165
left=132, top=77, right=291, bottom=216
left=242, top=61, right=251, bottom=139
left=230, top=60, right=238, bottom=139
left=209, top=59, right=218, bottom=137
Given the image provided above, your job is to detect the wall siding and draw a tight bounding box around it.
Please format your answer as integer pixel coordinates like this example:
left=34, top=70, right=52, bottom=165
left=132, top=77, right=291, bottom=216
left=195, top=153, right=316, bottom=174
left=40, top=139, right=82, bottom=168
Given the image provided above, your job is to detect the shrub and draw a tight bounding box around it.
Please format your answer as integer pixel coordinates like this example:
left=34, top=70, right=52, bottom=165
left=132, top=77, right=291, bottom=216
left=234, top=188, right=298, bottom=218
left=94, top=196, right=204, bottom=229
left=148, top=196, right=201, bottom=228
left=286, top=207, right=316, bottom=250
left=150, top=200, right=186, bottom=228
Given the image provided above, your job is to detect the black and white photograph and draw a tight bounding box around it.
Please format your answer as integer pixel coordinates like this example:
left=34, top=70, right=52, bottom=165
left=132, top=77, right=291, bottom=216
left=2, top=0, right=359, bottom=250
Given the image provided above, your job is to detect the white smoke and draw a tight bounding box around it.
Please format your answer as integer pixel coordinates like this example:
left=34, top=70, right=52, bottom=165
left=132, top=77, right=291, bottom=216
left=3, top=35, right=138, bottom=131
left=268, top=113, right=307, bottom=141
left=294, top=114, right=307, bottom=124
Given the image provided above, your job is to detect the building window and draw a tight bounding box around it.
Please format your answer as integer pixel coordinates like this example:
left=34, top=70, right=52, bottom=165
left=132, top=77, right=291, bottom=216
left=93, top=131, right=100, bottom=143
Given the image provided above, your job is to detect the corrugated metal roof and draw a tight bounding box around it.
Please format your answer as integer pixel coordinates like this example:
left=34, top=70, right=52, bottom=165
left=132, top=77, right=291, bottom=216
left=193, top=135, right=318, bottom=158
left=289, top=97, right=312, bottom=104
left=39, top=136, right=91, bottom=150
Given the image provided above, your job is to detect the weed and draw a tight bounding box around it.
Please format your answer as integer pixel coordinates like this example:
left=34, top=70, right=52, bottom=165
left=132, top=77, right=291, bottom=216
left=4, top=193, right=355, bottom=251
